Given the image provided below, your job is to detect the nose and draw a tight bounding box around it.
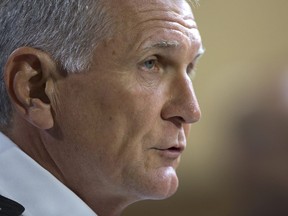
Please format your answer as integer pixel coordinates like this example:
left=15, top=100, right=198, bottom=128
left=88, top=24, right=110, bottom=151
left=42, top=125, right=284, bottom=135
left=161, top=74, right=201, bottom=126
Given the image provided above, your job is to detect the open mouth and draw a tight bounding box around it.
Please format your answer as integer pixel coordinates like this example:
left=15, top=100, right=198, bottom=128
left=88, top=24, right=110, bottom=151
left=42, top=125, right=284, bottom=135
left=167, top=146, right=182, bottom=152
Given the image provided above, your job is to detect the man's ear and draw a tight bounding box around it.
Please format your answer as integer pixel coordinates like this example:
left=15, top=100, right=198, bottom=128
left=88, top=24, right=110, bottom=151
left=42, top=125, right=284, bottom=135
left=4, top=47, right=60, bottom=130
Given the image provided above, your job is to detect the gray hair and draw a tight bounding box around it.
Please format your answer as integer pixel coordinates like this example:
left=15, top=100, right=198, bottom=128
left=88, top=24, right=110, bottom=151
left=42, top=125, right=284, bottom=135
left=0, top=0, right=114, bottom=126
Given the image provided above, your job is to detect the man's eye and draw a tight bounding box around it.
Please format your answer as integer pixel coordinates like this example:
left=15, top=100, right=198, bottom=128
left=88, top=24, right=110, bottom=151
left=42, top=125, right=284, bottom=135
left=138, top=57, right=161, bottom=74
left=143, top=59, right=156, bottom=70
left=187, top=63, right=197, bottom=80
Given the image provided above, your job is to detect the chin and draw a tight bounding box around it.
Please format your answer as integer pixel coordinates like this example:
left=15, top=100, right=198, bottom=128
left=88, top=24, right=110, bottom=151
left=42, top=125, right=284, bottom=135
left=135, top=166, right=180, bottom=201
left=155, top=167, right=179, bottom=199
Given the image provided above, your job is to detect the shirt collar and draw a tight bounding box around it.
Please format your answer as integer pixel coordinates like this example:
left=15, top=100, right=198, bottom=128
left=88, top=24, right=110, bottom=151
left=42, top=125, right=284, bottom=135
left=0, top=132, right=97, bottom=216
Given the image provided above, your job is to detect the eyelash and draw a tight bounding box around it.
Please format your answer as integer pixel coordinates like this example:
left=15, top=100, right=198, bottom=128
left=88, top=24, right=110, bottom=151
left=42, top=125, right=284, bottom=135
left=140, top=57, right=160, bottom=72
left=187, top=62, right=198, bottom=80
left=139, top=57, right=197, bottom=79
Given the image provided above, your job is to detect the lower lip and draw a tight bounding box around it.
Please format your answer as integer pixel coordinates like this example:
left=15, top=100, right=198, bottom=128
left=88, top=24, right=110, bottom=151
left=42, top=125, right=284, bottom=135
left=154, top=148, right=182, bottom=159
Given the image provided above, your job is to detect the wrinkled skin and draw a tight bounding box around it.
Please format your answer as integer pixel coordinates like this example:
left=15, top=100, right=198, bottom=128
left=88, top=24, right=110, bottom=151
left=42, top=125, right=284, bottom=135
left=5, top=0, right=203, bottom=215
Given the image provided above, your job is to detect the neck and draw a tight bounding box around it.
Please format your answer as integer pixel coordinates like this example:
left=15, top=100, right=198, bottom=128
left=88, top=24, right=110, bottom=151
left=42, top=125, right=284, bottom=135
left=82, top=187, right=142, bottom=216
left=4, top=116, right=66, bottom=183
left=4, top=116, right=140, bottom=216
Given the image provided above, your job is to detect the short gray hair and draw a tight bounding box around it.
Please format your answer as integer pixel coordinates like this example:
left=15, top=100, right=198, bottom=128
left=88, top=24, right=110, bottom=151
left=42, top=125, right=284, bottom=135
left=0, top=0, right=114, bottom=126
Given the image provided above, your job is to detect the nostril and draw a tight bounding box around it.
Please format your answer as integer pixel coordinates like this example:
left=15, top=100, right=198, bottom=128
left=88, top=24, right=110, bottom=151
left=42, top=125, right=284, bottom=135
left=168, top=116, right=185, bottom=128
left=177, top=116, right=185, bottom=123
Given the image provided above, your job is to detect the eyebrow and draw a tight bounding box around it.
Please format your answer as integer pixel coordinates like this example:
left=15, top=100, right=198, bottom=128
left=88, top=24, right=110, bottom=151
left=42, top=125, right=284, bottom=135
left=141, top=40, right=205, bottom=61
left=141, top=40, right=180, bottom=51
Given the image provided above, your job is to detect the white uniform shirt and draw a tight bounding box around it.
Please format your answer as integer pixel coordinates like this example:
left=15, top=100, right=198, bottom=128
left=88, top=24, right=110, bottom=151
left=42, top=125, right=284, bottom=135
left=0, top=132, right=97, bottom=216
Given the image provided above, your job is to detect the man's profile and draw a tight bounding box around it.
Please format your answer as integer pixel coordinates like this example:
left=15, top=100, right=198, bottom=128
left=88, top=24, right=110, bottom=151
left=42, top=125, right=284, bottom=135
left=0, top=0, right=203, bottom=215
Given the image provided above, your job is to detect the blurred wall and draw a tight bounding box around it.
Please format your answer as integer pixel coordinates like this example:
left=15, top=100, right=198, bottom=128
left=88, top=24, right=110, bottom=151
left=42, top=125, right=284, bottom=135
left=123, top=0, right=288, bottom=215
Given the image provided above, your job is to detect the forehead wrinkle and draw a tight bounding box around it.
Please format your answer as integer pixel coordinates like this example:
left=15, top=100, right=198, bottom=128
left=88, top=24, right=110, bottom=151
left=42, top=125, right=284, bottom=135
left=123, top=1, right=196, bottom=30
left=132, top=11, right=197, bottom=30
left=137, top=8, right=195, bottom=20
left=135, top=25, right=200, bottom=54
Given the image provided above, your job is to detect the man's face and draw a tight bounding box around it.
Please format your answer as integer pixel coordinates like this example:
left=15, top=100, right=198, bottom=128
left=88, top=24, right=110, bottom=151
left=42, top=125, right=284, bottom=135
left=48, top=0, right=202, bottom=202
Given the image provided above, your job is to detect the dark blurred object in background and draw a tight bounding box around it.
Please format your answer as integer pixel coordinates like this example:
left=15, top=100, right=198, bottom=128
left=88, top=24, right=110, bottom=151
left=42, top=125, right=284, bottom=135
left=232, top=69, right=288, bottom=216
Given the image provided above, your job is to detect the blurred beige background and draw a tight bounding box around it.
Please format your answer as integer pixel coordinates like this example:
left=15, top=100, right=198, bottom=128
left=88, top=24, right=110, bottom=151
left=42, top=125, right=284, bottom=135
left=123, top=0, right=288, bottom=215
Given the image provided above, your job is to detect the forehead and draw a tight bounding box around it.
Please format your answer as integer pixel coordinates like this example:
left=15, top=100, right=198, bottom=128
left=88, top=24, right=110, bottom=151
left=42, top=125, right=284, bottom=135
left=112, top=0, right=194, bottom=23
left=116, top=0, right=193, bottom=14
left=107, top=0, right=200, bottom=52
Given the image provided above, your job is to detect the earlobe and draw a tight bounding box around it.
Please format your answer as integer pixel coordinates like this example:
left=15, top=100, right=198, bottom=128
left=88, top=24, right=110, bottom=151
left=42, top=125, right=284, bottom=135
left=4, top=47, right=59, bottom=130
